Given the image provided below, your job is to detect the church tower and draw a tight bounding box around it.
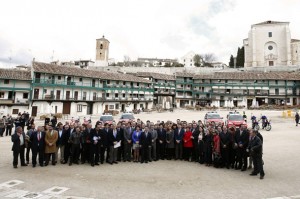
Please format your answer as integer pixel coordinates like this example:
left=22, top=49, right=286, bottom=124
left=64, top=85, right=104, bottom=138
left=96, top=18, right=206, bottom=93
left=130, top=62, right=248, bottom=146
left=95, top=35, right=109, bottom=66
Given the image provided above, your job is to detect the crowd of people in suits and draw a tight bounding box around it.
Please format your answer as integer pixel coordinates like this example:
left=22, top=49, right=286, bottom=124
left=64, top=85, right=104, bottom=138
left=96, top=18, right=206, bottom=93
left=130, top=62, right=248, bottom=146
left=10, top=117, right=265, bottom=180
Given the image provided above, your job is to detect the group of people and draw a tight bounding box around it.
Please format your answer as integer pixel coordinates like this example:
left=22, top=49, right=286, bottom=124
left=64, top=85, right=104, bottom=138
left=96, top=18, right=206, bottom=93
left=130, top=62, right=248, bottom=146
left=10, top=115, right=265, bottom=180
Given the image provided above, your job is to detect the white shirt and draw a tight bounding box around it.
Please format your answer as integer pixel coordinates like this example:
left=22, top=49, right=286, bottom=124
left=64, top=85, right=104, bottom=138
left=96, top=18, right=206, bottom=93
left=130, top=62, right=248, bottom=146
left=20, top=133, right=24, bottom=146
left=59, top=130, right=63, bottom=138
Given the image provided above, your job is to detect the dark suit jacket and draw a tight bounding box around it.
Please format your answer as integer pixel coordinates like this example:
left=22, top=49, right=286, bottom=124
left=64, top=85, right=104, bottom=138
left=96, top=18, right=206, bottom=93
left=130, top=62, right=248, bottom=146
left=99, top=128, right=109, bottom=147
left=11, top=132, right=25, bottom=152
left=174, top=128, right=185, bottom=142
left=56, top=129, right=65, bottom=146
left=248, top=136, right=262, bottom=156
left=140, top=131, right=152, bottom=147
left=157, top=128, right=166, bottom=143
left=235, top=129, right=249, bottom=149
left=191, top=128, right=200, bottom=145
left=219, top=131, right=231, bottom=148
left=107, top=129, right=121, bottom=146
left=30, top=131, right=46, bottom=151
left=89, top=128, right=101, bottom=146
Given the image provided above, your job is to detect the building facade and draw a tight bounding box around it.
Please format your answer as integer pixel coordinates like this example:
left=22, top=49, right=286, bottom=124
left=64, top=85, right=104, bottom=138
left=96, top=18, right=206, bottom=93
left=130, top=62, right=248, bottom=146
left=30, top=61, right=153, bottom=117
left=244, top=20, right=300, bottom=67
left=0, top=69, right=32, bottom=116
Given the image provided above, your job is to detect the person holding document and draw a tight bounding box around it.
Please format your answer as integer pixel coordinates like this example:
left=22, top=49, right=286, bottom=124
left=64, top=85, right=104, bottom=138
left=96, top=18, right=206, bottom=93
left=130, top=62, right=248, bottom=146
left=108, top=124, right=121, bottom=165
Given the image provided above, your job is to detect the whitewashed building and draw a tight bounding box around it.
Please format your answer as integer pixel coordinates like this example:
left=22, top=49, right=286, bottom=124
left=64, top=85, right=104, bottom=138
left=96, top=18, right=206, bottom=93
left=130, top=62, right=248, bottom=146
left=0, top=69, right=32, bottom=116
left=244, top=20, right=300, bottom=67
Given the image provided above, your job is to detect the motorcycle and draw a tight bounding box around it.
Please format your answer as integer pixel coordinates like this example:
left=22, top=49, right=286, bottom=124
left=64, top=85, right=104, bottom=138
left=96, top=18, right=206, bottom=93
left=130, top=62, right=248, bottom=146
left=252, top=120, right=260, bottom=131
left=264, top=120, right=272, bottom=131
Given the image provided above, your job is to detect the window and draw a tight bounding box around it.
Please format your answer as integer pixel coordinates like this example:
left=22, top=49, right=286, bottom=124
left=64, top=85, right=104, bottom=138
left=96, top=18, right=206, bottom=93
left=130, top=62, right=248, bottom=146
left=123, top=81, right=126, bottom=85
left=137, top=83, right=139, bottom=86
left=123, top=94, right=125, bottom=98
left=268, top=45, right=273, bottom=50
left=79, top=78, right=82, bottom=82
left=0, top=92, right=4, bottom=98
left=100, top=44, right=103, bottom=49
left=107, top=80, right=110, bottom=84
left=58, top=76, right=61, bottom=80
left=23, top=93, right=28, bottom=99
left=240, top=80, right=243, bottom=83
left=12, top=109, right=19, bottom=114
left=275, top=80, right=278, bottom=84
left=269, top=61, right=274, bottom=66
left=4, top=79, right=9, bottom=84
left=115, top=104, right=119, bottom=109
left=116, top=81, right=119, bottom=85
left=115, top=93, right=119, bottom=98
left=268, top=32, right=272, bottom=37
left=77, top=105, right=82, bottom=112
left=225, top=80, right=228, bottom=83
left=44, top=89, right=47, bottom=93
left=106, top=93, right=109, bottom=97
left=109, top=105, right=114, bottom=109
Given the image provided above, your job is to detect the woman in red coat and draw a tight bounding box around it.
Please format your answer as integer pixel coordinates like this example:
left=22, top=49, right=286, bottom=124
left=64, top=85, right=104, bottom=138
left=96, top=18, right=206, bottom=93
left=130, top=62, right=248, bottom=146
left=212, top=130, right=221, bottom=167
left=183, top=127, right=193, bottom=161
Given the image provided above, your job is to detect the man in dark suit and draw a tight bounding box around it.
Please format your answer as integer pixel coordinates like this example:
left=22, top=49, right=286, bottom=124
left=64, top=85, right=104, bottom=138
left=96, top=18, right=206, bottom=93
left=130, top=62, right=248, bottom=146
left=99, top=123, right=109, bottom=164
left=235, top=124, right=249, bottom=171
left=11, top=126, right=27, bottom=168
left=157, top=124, right=166, bottom=160
left=64, top=124, right=74, bottom=164
left=191, top=123, right=200, bottom=162
left=140, top=126, right=152, bottom=163
left=108, top=124, right=122, bottom=164
left=123, top=122, right=132, bottom=162
left=81, top=123, right=92, bottom=164
left=30, top=126, right=45, bottom=167
left=248, top=129, right=265, bottom=179
left=220, top=126, right=231, bottom=169
left=56, top=123, right=65, bottom=164
left=101, top=123, right=110, bottom=163
left=174, top=124, right=184, bottom=160
left=89, top=123, right=101, bottom=166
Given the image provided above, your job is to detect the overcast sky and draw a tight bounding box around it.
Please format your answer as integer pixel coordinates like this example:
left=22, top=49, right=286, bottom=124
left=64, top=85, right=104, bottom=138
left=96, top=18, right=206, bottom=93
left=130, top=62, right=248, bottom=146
left=0, top=0, right=299, bottom=68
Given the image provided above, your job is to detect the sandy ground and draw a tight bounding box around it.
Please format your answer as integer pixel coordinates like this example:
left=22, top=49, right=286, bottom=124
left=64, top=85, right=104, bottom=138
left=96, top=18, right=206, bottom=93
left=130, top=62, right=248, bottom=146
left=0, top=109, right=300, bottom=199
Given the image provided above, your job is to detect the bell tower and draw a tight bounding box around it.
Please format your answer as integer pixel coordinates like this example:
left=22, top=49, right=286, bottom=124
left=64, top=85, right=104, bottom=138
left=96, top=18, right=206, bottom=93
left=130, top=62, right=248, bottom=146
left=95, top=35, right=109, bottom=66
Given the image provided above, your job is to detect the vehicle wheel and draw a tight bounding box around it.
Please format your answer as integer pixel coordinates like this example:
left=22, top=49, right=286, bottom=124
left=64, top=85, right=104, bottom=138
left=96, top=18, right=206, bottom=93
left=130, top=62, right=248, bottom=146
left=265, top=125, right=271, bottom=131
left=254, top=124, right=260, bottom=131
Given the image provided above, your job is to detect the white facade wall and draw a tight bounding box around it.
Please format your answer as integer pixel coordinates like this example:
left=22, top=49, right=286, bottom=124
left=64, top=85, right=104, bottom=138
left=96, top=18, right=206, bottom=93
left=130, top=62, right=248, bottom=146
left=244, top=21, right=300, bottom=67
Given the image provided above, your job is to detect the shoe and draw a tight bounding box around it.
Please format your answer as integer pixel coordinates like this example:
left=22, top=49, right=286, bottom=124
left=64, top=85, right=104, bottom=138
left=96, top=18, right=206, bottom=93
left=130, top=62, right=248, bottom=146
left=241, top=168, right=247, bottom=171
left=21, top=164, right=28, bottom=166
left=95, top=163, right=100, bottom=165
left=91, top=164, right=94, bottom=167
left=26, top=161, right=29, bottom=164
left=250, top=173, right=258, bottom=176
left=260, top=175, right=264, bottom=179
left=145, top=161, right=148, bottom=163
left=113, top=161, right=118, bottom=164
left=69, top=163, right=72, bottom=166
left=13, top=165, right=17, bottom=169
left=40, top=164, right=44, bottom=167
left=248, top=166, right=252, bottom=169
left=52, top=163, right=56, bottom=166
left=32, top=164, right=36, bottom=168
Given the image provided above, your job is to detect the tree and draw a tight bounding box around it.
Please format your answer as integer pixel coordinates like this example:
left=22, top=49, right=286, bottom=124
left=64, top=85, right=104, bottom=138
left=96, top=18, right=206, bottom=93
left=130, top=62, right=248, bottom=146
left=123, top=55, right=131, bottom=67
left=193, top=54, right=202, bottom=67
left=236, top=47, right=245, bottom=68
left=202, top=53, right=216, bottom=63
left=172, top=62, right=184, bottom=67
left=229, top=54, right=234, bottom=68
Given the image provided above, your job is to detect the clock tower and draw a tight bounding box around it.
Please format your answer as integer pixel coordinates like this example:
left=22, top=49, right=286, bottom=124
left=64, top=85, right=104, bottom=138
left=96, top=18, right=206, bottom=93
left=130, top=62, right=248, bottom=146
left=95, top=35, right=109, bottom=66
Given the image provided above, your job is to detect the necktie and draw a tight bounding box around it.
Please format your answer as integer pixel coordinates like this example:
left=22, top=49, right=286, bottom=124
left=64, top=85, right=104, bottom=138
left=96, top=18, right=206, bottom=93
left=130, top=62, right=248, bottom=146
left=38, top=132, right=40, bottom=141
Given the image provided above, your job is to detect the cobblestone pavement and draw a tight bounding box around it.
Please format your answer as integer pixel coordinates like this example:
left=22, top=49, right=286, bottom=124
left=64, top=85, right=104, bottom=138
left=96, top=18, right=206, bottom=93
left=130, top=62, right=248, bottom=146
left=0, top=109, right=300, bottom=199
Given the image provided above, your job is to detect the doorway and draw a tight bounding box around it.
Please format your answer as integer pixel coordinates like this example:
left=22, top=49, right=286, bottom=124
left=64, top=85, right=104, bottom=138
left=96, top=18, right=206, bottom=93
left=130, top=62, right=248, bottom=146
left=62, top=102, right=71, bottom=114
left=31, top=106, right=38, bottom=116
left=34, top=89, right=39, bottom=99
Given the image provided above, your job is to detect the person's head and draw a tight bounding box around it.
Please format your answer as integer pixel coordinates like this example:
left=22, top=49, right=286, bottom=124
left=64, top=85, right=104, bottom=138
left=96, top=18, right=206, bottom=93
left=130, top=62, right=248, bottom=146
left=135, top=126, right=140, bottom=131
left=47, top=124, right=52, bottom=131
left=75, top=127, right=81, bottom=133
left=95, top=123, right=101, bottom=130
left=144, top=126, right=149, bottom=132
left=177, top=124, right=182, bottom=129
left=186, top=127, right=190, bottom=132
left=192, top=123, right=197, bottom=129
left=112, top=123, right=116, bottom=130
left=87, top=123, right=92, bottom=129
left=250, top=129, right=256, bottom=138
left=70, top=124, right=74, bottom=129
left=217, top=126, right=222, bottom=133
left=64, top=125, right=69, bottom=130
left=16, top=126, right=23, bottom=134
left=31, top=124, right=35, bottom=129
left=222, top=126, right=227, bottom=132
